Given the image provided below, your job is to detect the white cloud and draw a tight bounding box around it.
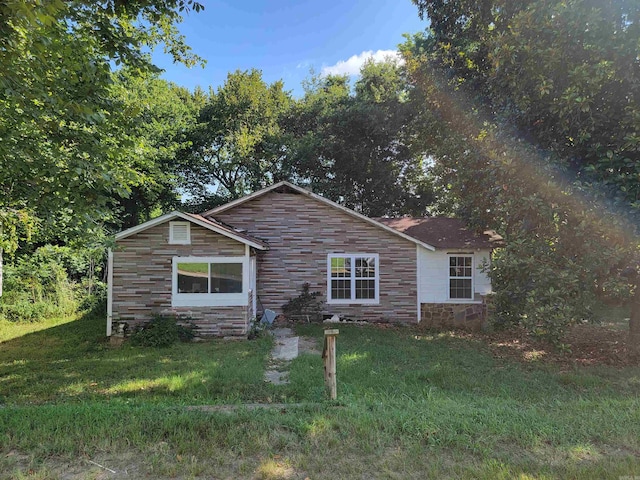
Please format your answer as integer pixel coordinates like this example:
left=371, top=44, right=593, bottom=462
left=321, top=50, right=404, bottom=77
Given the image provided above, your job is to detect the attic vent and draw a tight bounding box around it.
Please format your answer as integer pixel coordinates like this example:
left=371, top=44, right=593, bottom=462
left=169, top=221, right=191, bottom=245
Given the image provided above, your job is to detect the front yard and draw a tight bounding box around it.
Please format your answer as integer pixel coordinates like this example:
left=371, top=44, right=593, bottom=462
left=1, top=314, right=639, bottom=479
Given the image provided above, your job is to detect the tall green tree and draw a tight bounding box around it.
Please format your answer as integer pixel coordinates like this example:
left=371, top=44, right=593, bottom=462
left=183, top=69, right=292, bottom=202
left=285, top=61, right=434, bottom=216
left=111, top=71, right=204, bottom=229
left=0, top=0, right=203, bottom=293
left=0, top=0, right=203, bottom=250
left=404, top=0, right=640, bottom=344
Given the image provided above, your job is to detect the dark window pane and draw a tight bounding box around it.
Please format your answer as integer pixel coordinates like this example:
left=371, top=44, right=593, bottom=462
left=331, top=279, right=351, bottom=299
left=355, top=279, right=376, bottom=299
left=177, top=263, right=209, bottom=293
left=450, top=279, right=472, bottom=299
left=211, top=263, right=243, bottom=293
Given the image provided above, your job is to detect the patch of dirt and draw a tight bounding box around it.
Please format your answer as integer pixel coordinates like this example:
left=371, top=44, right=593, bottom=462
left=297, top=336, right=320, bottom=355
left=418, top=322, right=638, bottom=368
left=481, top=323, right=639, bottom=367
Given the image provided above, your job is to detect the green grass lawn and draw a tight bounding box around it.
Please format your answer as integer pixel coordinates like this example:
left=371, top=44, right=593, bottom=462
left=1, top=314, right=639, bottom=479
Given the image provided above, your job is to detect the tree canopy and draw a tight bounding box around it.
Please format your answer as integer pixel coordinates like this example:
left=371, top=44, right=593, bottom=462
left=0, top=0, right=203, bottom=253
left=405, top=0, right=639, bottom=343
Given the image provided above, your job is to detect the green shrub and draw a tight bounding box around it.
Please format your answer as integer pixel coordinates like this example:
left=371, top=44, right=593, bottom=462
left=247, top=317, right=271, bottom=339
left=129, top=315, right=196, bottom=347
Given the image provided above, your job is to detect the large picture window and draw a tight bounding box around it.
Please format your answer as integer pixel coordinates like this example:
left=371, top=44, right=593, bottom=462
left=328, top=254, right=379, bottom=304
left=449, top=255, right=473, bottom=300
left=172, top=257, right=246, bottom=307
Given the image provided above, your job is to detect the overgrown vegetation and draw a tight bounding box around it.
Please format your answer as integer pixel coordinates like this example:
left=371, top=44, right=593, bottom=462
left=1, top=317, right=639, bottom=478
left=0, top=244, right=105, bottom=323
left=282, top=283, right=324, bottom=322
left=402, top=0, right=639, bottom=344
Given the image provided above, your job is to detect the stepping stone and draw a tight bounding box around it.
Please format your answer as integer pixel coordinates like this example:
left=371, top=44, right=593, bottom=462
left=272, top=336, right=299, bottom=361
left=265, top=370, right=289, bottom=385
left=264, top=328, right=299, bottom=384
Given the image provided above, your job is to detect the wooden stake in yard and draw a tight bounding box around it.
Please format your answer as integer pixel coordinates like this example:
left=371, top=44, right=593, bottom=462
left=323, top=329, right=339, bottom=400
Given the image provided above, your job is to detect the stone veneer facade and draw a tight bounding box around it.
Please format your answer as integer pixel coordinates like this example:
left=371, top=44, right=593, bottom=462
left=214, top=190, right=418, bottom=323
left=112, top=222, right=251, bottom=337
left=419, top=295, right=493, bottom=331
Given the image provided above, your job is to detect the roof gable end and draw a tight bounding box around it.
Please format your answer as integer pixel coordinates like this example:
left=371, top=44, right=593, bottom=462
left=115, top=211, right=268, bottom=250
left=203, top=181, right=436, bottom=251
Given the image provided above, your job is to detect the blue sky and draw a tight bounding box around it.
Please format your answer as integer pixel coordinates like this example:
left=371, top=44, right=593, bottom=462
left=152, top=0, right=428, bottom=97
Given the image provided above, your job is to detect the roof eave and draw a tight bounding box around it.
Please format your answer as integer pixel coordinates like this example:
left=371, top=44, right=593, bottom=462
left=115, top=211, right=269, bottom=250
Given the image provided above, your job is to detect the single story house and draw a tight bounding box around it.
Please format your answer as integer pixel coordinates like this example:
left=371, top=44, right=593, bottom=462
left=107, top=181, right=501, bottom=338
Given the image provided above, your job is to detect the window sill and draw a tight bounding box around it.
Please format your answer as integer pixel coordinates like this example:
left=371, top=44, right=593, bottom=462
left=327, top=299, right=380, bottom=305
left=172, top=293, right=246, bottom=307
left=444, top=299, right=483, bottom=304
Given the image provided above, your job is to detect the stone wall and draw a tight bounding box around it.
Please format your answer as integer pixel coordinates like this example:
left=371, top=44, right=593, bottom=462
left=112, top=222, right=250, bottom=337
left=420, top=298, right=491, bottom=331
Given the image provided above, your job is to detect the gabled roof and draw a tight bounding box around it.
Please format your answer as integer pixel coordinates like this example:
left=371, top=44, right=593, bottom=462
left=202, top=181, right=437, bottom=251
left=376, top=217, right=503, bottom=250
left=115, top=211, right=269, bottom=250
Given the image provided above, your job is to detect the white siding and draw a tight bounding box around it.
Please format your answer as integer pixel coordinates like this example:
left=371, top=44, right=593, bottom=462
left=417, top=246, right=492, bottom=304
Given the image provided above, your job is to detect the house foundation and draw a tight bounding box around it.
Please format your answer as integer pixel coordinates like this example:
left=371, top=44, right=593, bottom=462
left=420, top=295, right=493, bottom=331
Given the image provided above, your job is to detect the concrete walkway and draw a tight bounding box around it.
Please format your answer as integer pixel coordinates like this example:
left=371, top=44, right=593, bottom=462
left=264, top=328, right=299, bottom=385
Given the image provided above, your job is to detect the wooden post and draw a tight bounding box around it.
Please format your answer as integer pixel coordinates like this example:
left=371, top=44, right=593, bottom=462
left=323, top=329, right=339, bottom=400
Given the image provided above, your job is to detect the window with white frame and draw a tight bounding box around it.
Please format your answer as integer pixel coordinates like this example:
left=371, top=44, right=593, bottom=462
left=449, top=255, right=473, bottom=300
left=172, top=257, right=246, bottom=307
left=327, top=254, right=379, bottom=303
left=169, top=221, right=191, bottom=244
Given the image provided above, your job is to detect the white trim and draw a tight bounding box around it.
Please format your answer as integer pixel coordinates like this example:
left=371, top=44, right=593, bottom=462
left=115, top=211, right=267, bottom=250
left=106, top=248, right=113, bottom=336
left=172, top=256, right=250, bottom=307
left=326, top=253, right=380, bottom=305
left=416, top=245, right=421, bottom=323
left=250, top=256, right=257, bottom=317
left=203, top=181, right=436, bottom=251
left=169, top=221, right=191, bottom=244
left=447, top=254, right=474, bottom=301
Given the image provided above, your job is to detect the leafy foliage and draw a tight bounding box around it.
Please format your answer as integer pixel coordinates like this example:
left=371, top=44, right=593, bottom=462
left=404, top=0, right=639, bottom=344
left=0, top=245, right=104, bottom=322
left=183, top=69, right=292, bottom=200
left=0, top=0, right=204, bottom=250
left=284, top=61, right=435, bottom=216
left=110, top=70, right=204, bottom=228
left=129, top=315, right=196, bottom=347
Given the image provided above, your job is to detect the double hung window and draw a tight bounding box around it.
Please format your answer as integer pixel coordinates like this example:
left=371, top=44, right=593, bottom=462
left=328, top=254, right=379, bottom=304
left=449, top=255, right=473, bottom=300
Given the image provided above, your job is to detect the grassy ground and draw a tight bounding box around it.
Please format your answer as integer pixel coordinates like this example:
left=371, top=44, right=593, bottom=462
left=1, top=314, right=639, bottom=479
